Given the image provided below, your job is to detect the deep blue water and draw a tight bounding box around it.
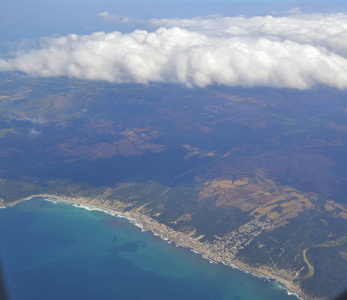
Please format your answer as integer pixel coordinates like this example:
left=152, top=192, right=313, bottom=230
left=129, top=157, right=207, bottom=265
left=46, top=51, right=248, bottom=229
left=0, top=198, right=299, bottom=300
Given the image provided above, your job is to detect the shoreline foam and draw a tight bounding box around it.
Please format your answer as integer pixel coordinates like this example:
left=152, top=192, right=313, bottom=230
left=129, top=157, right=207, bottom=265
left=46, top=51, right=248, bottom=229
left=2, top=194, right=306, bottom=300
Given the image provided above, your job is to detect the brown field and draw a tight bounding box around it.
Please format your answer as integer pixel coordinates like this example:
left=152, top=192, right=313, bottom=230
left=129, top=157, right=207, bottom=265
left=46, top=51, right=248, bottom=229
left=258, top=192, right=282, bottom=204
left=134, top=201, right=152, bottom=212
left=267, top=211, right=281, bottom=220
left=202, top=151, right=216, bottom=158
left=223, top=183, right=272, bottom=202
left=61, top=139, right=164, bottom=159
left=117, top=127, right=166, bottom=154
left=184, top=151, right=199, bottom=160
left=335, top=203, right=347, bottom=211
left=63, top=145, right=93, bottom=156
left=325, top=203, right=335, bottom=211
left=182, top=144, right=201, bottom=160
left=200, top=126, right=213, bottom=134
left=233, top=179, right=249, bottom=186
left=182, top=144, right=198, bottom=151
left=136, top=142, right=166, bottom=153
left=340, top=251, right=347, bottom=261
left=210, top=179, right=235, bottom=188
left=170, top=213, right=193, bottom=224
left=282, top=204, right=299, bottom=215
left=267, top=194, right=291, bottom=205
left=250, top=190, right=307, bottom=225
left=251, top=204, right=278, bottom=218
left=282, top=186, right=297, bottom=192
left=217, top=195, right=259, bottom=211
left=215, top=194, right=229, bottom=207
left=117, top=139, right=141, bottom=156
left=90, top=144, right=119, bottom=159
left=132, top=127, right=148, bottom=133
left=323, top=200, right=347, bottom=219
left=0, top=128, right=15, bottom=138
left=182, top=144, right=215, bottom=160
left=272, top=208, right=302, bottom=226
left=203, top=180, right=273, bottom=210
left=280, top=199, right=298, bottom=208
left=268, top=220, right=290, bottom=232
left=200, top=169, right=319, bottom=229
left=301, top=198, right=313, bottom=209
left=120, top=128, right=134, bottom=136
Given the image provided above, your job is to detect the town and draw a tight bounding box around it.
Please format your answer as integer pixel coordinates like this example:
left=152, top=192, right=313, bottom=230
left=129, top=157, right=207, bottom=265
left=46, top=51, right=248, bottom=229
left=126, top=210, right=271, bottom=265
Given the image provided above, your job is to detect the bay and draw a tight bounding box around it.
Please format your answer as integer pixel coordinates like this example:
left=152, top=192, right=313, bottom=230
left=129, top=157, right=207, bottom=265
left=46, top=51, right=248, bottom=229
left=0, top=198, right=299, bottom=300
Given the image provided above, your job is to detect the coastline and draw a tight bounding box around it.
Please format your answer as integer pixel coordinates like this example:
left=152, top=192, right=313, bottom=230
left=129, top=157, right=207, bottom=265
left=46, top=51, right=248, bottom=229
left=1, top=194, right=309, bottom=300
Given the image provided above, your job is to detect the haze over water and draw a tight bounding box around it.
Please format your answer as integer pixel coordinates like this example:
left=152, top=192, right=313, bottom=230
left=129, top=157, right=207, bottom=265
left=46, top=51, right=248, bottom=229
left=0, top=198, right=299, bottom=300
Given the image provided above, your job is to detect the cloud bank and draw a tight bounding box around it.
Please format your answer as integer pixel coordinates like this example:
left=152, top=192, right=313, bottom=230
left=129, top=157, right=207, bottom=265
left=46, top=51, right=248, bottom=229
left=2, top=13, right=347, bottom=89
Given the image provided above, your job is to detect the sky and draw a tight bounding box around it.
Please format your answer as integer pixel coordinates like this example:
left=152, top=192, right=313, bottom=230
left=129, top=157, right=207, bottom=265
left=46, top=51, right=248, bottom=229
left=2, top=0, right=346, bottom=41
left=1, top=0, right=347, bottom=90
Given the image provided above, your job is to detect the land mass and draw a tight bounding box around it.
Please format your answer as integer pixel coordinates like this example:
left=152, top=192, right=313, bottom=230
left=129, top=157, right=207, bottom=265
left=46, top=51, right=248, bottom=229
left=0, top=75, right=346, bottom=299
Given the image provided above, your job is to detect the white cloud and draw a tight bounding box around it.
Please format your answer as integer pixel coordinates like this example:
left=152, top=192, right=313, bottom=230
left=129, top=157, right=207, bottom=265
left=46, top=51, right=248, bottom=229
left=288, top=7, right=302, bottom=15
left=28, top=128, right=42, bottom=139
left=270, top=6, right=303, bottom=16
left=28, top=116, right=46, bottom=124
left=1, top=13, right=347, bottom=89
left=149, top=13, right=347, bottom=56
left=98, top=11, right=131, bottom=24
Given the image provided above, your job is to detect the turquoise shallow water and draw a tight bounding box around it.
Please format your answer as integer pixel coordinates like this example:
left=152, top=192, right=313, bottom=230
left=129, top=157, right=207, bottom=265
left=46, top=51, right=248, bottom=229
left=0, top=198, right=299, bottom=300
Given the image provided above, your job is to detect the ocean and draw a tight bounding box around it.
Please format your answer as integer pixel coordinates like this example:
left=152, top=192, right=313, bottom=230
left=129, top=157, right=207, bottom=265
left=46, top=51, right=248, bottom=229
left=0, top=197, right=299, bottom=300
